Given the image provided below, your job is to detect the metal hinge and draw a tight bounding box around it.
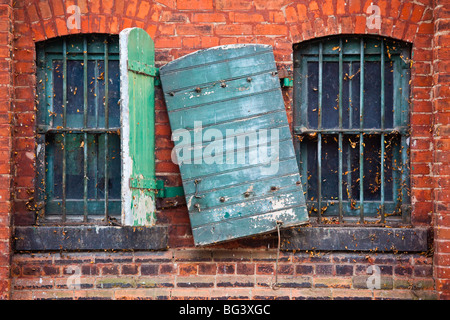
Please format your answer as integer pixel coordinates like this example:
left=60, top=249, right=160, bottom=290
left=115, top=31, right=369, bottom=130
left=155, top=180, right=184, bottom=198
left=128, top=60, right=158, bottom=77
left=129, top=178, right=157, bottom=189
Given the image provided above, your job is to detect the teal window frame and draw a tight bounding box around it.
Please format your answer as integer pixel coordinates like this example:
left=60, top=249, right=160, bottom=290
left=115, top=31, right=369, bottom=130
left=36, top=34, right=122, bottom=224
left=293, top=35, right=411, bottom=225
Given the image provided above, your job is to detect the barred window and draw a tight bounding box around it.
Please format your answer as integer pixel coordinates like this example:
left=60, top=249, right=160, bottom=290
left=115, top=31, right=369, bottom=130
left=36, top=34, right=121, bottom=224
left=293, top=36, right=411, bottom=225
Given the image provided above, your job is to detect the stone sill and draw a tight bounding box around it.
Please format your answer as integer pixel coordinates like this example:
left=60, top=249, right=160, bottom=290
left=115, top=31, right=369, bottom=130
left=14, top=225, right=168, bottom=251
left=281, top=226, right=431, bottom=252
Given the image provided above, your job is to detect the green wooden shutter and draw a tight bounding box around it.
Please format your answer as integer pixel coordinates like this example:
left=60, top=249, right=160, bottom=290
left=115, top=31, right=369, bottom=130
left=119, top=28, right=157, bottom=226
left=160, top=44, right=309, bottom=245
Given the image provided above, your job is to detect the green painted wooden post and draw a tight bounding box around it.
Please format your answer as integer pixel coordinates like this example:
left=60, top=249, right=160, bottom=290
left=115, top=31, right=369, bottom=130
left=120, top=28, right=157, bottom=226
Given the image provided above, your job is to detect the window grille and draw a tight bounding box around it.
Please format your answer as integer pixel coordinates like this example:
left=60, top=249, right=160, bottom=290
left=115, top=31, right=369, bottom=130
left=36, top=34, right=121, bottom=224
left=293, top=36, right=411, bottom=225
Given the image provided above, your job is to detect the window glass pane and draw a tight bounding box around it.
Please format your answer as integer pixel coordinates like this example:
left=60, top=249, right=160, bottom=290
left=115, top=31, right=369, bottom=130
left=66, top=60, right=85, bottom=128
left=108, top=133, right=121, bottom=199
left=363, top=61, right=381, bottom=129
left=349, top=62, right=361, bottom=129
left=65, top=134, right=85, bottom=199
left=384, top=62, right=394, bottom=129
left=52, top=60, right=63, bottom=128
left=46, top=133, right=63, bottom=199
left=342, top=134, right=361, bottom=202
left=307, top=62, right=318, bottom=128
left=87, top=60, right=99, bottom=128
left=322, top=63, right=339, bottom=129
left=108, top=60, right=121, bottom=128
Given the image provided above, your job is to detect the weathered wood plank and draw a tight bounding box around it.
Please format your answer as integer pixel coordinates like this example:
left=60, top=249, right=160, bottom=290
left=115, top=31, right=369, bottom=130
left=192, top=206, right=308, bottom=246
left=120, top=28, right=157, bottom=226
left=164, top=71, right=280, bottom=111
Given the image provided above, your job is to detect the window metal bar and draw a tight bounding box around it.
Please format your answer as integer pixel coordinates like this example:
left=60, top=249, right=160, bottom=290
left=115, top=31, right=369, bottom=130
left=83, top=38, right=88, bottom=222
left=338, top=38, right=344, bottom=222
left=104, top=40, right=110, bottom=222
left=62, top=39, right=67, bottom=222
left=294, top=127, right=408, bottom=135
left=359, top=38, right=365, bottom=224
left=401, top=135, right=409, bottom=223
left=317, top=42, right=323, bottom=223
left=347, top=61, right=353, bottom=213
left=380, top=38, right=386, bottom=224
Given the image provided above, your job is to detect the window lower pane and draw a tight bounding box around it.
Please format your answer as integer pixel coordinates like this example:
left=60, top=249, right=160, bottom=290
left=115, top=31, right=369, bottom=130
left=299, top=133, right=402, bottom=218
left=45, top=132, right=121, bottom=217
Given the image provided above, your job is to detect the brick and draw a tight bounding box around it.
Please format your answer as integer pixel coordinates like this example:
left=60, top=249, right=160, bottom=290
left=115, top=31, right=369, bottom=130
left=198, top=263, right=216, bottom=275
left=335, top=265, right=354, bottom=276
left=411, top=4, right=426, bottom=23
left=237, top=263, right=255, bottom=275
left=176, top=276, right=214, bottom=288
left=316, top=264, right=333, bottom=275
left=336, top=0, right=346, bottom=15
left=256, top=263, right=274, bottom=275
left=215, top=24, right=252, bottom=35
left=254, top=24, right=288, bottom=36
left=102, top=0, right=114, bottom=14
left=177, top=24, right=212, bottom=36
left=217, top=275, right=254, bottom=287
left=355, top=15, right=366, bottom=33
left=121, top=264, right=138, bottom=275
left=160, top=11, right=189, bottom=22
left=217, top=263, right=235, bottom=274
left=178, top=263, right=197, bottom=276
left=229, top=12, right=264, bottom=23
left=400, top=2, right=413, bottom=20
left=38, top=1, right=52, bottom=20
left=178, top=0, right=213, bottom=10
left=51, top=0, right=65, bottom=16
left=193, top=13, right=226, bottom=23
left=96, top=277, right=135, bottom=289
left=182, top=37, right=202, bottom=49
left=322, top=0, right=334, bottom=15
left=131, top=249, right=171, bottom=264
left=254, top=0, right=289, bottom=10
left=314, top=277, right=352, bottom=289
left=284, top=6, right=298, bottom=23
left=297, top=4, right=308, bottom=21
left=215, top=0, right=252, bottom=10
left=136, top=1, right=151, bottom=19
left=155, top=37, right=182, bottom=49
left=201, top=36, right=220, bottom=47
left=297, top=265, right=318, bottom=280
left=101, top=265, right=119, bottom=275
left=141, top=264, right=159, bottom=275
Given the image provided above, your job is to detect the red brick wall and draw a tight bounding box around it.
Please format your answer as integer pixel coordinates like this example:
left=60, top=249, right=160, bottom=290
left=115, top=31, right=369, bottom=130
left=1, top=0, right=447, bottom=300
left=432, top=0, right=450, bottom=300
left=0, top=0, right=12, bottom=300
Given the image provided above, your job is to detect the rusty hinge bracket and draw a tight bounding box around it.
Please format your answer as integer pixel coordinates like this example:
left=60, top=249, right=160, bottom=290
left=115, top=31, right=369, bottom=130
left=129, top=178, right=184, bottom=198
left=155, top=180, right=184, bottom=198
left=128, top=60, right=159, bottom=77
left=129, top=178, right=157, bottom=189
